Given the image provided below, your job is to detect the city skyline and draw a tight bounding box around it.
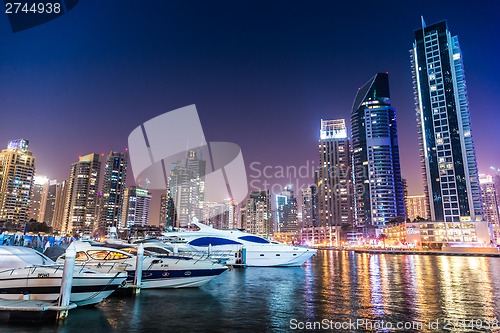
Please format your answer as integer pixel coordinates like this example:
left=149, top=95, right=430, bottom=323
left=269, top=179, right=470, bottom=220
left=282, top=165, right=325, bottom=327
left=1, top=2, right=499, bottom=224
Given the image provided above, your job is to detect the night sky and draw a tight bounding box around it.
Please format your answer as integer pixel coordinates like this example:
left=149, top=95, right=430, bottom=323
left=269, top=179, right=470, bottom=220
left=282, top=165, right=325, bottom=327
left=1, top=1, right=499, bottom=223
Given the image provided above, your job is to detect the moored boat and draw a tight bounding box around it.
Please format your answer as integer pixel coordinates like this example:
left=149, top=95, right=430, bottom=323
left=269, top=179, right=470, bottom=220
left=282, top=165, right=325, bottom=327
left=161, top=222, right=317, bottom=267
left=0, top=246, right=127, bottom=306
left=57, top=241, right=228, bottom=288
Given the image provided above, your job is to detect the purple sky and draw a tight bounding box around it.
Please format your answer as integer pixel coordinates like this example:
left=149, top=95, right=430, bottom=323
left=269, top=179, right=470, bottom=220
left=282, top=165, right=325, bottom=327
left=1, top=1, right=499, bottom=223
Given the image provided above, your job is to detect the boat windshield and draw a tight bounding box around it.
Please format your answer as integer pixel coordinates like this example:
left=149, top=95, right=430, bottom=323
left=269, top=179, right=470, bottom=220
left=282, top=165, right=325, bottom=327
left=238, top=235, right=270, bottom=244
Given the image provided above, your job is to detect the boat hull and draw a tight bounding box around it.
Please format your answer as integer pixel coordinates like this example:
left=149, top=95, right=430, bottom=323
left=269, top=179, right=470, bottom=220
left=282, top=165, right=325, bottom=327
left=126, top=268, right=228, bottom=288
left=0, top=271, right=127, bottom=306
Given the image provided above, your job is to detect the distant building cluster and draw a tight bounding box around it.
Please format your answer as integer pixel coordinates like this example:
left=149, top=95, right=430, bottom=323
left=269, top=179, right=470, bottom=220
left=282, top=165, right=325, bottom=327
left=0, top=146, right=152, bottom=236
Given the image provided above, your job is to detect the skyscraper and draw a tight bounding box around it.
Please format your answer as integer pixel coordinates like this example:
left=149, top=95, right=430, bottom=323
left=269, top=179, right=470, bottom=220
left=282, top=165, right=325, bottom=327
left=479, top=174, right=499, bottom=244
left=121, top=186, right=152, bottom=228
left=241, top=190, right=272, bottom=238
left=29, top=175, right=49, bottom=221
left=402, top=178, right=409, bottom=219
left=63, top=153, right=101, bottom=235
left=43, top=180, right=68, bottom=230
left=276, top=185, right=298, bottom=233
left=99, top=151, right=127, bottom=233
left=411, top=19, right=483, bottom=222
left=301, top=186, right=315, bottom=227
left=168, top=149, right=206, bottom=227
left=0, top=139, right=36, bottom=223
left=351, top=73, right=405, bottom=231
left=160, top=189, right=176, bottom=229
left=317, top=119, right=352, bottom=231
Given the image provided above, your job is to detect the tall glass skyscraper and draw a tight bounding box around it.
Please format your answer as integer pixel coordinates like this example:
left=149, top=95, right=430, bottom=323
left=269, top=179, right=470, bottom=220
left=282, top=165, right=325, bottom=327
left=63, top=153, right=101, bottom=235
left=351, top=73, right=405, bottom=231
left=99, top=151, right=127, bottom=233
left=411, top=18, right=483, bottom=223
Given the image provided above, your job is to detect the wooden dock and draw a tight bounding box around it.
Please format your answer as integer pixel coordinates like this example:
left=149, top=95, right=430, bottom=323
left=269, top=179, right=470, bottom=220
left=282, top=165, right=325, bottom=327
left=0, top=299, right=77, bottom=323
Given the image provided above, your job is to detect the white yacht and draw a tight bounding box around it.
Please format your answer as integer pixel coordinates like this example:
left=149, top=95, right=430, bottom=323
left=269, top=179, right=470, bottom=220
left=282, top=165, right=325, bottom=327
left=161, top=222, right=317, bottom=267
left=0, top=246, right=127, bottom=306
left=58, top=241, right=228, bottom=288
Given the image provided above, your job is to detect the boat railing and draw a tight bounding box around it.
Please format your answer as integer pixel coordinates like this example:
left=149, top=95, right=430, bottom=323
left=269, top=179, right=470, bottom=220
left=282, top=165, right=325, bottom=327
left=0, top=263, right=69, bottom=275
left=174, top=249, right=235, bottom=265
left=74, top=261, right=132, bottom=273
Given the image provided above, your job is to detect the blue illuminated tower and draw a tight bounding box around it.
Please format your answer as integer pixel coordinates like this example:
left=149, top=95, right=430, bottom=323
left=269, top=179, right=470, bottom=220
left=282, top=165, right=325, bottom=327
left=351, top=73, right=405, bottom=231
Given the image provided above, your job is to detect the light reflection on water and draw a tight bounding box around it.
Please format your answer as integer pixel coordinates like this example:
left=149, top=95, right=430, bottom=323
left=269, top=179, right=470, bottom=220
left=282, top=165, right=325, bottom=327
left=0, top=251, right=498, bottom=333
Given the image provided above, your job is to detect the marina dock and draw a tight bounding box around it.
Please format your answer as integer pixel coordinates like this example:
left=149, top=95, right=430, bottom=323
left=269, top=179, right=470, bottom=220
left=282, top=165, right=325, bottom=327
left=0, top=299, right=77, bottom=323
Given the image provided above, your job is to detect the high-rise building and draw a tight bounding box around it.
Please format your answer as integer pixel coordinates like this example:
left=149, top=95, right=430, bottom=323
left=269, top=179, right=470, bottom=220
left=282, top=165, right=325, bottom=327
left=121, top=186, right=152, bottom=228
left=402, top=178, right=409, bottom=218
left=29, top=175, right=49, bottom=221
left=276, top=185, right=298, bottom=233
left=168, top=149, right=206, bottom=227
left=43, top=180, right=68, bottom=230
left=494, top=175, right=500, bottom=199
left=302, top=186, right=313, bottom=227
left=0, top=139, right=36, bottom=223
left=99, top=151, right=127, bottom=233
left=302, top=183, right=319, bottom=227
left=317, top=119, right=352, bottom=231
left=479, top=174, right=499, bottom=244
left=406, top=195, right=429, bottom=221
left=411, top=19, right=483, bottom=223
left=351, top=73, right=405, bottom=231
left=63, top=153, right=101, bottom=235
left=202, top=199, right=235, bottom=230
left=241, top=190, right=272, bottom=238
left=160, top=189, right=176, bottom=229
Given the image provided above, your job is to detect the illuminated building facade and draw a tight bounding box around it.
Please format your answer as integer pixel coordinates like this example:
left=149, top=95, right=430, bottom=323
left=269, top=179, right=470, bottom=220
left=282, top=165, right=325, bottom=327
left=29, top=175, right=49, bottom=221
left=411, top=19, right=483, bottom=225
left=121, top=186, right=152, bottom=228
left=479, top=174, right=499, bottom=244
left=63, top=153, right=101, bottom=235
left=0, top=139, right=36, bottom=223
left=202, top=199, right=235, bottom=230
left=99, top=151, right=127, bottom=233
left=276, top=185, right=298, bottom=233
left=241, top=190, right=272, bottom=238
left=301, top=185, right=318, bottom=227
left=406, top=195, right=429, bottom=221
left=168, top=149, right=206, bottom=227
left=351, top=73, right=405, bottom=231
left=317, top=119, right=352, bottom=234
left=43, top=180, right=68, bottom=231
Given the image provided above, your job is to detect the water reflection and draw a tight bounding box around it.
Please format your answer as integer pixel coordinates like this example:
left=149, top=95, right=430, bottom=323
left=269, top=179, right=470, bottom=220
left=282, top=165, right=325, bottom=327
left=0, top=252, right=498, bottom=333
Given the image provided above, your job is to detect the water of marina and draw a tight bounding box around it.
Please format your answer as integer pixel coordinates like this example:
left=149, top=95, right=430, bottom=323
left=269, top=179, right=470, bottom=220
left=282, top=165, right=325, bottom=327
left=2, top=250, right=499, bottom=333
